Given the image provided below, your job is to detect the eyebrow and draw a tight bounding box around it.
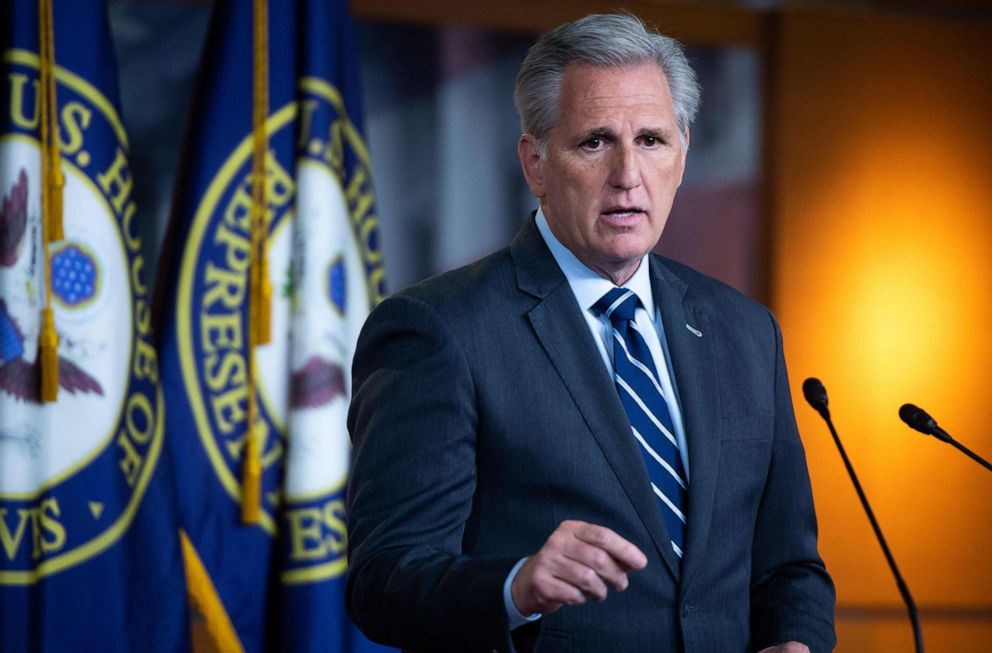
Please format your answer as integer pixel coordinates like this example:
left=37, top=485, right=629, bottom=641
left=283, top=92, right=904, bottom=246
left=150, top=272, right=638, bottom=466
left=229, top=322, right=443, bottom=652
left=578, top=126, right=673, bottom=143
left=580, top=127, right=615, bottom=141
left=637, top=127, right=667, bottom=139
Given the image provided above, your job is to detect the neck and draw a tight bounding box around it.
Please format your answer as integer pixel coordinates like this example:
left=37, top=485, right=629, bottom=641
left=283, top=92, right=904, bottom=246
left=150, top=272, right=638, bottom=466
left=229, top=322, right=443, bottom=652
left=595, top=260, right=641, bottom=286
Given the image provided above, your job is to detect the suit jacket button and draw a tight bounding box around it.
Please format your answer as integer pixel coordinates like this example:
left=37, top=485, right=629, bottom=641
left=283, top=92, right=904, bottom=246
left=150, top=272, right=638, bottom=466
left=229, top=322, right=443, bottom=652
left=681, top=601, right=692, bottom=618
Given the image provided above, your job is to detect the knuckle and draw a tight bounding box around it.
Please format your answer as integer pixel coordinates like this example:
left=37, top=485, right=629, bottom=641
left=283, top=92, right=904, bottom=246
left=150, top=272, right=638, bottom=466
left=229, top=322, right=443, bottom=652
left=547, top=527, right=569, bottom=547
left=579, top=567, right=598, bottom=588
left=566, top=590, right=586, bottom=606
left=541, top=537, right=560, bottom=555
left=589, top=548, right=610, bottom=569
left=586, top=528, right=609, bottom=547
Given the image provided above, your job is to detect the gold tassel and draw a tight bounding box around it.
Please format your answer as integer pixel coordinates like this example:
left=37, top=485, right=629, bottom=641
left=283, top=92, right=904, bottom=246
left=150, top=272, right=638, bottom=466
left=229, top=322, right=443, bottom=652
left=37, top=0, right=60, bottom=403
left=240, top=423, right=261, bottom=524
left=39, top=307, right=59, bottom=402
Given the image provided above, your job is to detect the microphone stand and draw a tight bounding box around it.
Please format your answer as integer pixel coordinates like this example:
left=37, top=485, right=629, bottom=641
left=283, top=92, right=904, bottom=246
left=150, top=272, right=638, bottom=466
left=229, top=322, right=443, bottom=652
left=809, top=401, right=924, bottom=653
left=934, top=430, right=992, bottom=472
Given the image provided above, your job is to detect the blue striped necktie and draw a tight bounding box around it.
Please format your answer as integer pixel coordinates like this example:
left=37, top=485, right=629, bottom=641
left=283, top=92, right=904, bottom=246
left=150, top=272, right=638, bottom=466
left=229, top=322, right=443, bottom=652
left=594, top=287, right=688, bottom=560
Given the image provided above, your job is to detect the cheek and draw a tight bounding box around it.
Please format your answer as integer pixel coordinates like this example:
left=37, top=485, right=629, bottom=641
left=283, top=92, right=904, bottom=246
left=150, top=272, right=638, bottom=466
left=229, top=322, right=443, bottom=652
left=560, top=164, right=606, bottom=200
left=648, top=163, right=683, bottom=195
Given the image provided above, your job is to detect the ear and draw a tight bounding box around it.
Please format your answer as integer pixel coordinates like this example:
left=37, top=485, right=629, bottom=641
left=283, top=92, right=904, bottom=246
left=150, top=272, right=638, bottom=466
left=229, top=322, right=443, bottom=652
left=517, top=134, right=545, bottom=198
left=676, top=128, right=690, bottom=188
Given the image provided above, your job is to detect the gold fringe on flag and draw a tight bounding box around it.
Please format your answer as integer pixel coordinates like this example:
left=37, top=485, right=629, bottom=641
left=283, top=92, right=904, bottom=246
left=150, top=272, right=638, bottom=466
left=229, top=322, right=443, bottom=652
left=241, top=0, right=269, bottom=524
left=37, top=0, right=63, bottom=402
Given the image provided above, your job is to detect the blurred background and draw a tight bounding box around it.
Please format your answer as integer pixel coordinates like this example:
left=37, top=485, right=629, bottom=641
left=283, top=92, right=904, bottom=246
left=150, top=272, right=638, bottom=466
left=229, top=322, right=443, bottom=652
left=109, top=0, right=991, bottom=651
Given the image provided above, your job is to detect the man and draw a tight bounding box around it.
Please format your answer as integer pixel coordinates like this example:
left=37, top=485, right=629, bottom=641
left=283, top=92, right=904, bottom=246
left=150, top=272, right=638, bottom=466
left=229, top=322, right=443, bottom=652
left=346, top=14, right=836, bottom=653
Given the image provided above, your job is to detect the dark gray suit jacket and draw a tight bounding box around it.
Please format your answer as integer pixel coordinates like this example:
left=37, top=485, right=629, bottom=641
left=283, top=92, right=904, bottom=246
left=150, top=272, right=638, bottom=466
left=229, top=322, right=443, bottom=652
left=346, top=218, right=836, bottom=652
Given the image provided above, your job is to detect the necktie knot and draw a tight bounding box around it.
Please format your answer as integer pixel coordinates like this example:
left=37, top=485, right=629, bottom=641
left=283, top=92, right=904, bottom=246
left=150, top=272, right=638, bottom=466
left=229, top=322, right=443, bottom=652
left=593, top=287, right=639, bottom=324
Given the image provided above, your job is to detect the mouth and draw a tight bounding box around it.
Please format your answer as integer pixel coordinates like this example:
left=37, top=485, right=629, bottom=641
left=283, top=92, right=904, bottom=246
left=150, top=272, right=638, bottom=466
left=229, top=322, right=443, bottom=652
left=600, top=207, right=646, bottom=225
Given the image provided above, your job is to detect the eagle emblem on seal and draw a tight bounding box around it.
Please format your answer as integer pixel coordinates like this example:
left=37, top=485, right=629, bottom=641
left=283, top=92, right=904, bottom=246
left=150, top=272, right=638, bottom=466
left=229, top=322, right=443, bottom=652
left=0, top=169, right=103, bottom=402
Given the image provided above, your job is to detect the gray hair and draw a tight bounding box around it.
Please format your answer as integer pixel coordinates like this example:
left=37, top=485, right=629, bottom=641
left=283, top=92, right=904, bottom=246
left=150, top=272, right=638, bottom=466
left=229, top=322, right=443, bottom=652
left=514, top=14, right=701, bottom=148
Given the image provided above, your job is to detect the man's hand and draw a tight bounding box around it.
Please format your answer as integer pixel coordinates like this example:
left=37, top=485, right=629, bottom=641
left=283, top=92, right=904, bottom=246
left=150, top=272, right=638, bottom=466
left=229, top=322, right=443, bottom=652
left=510, top=520, right=647, bottom=616
left=757, top=643, right=810, bottom=653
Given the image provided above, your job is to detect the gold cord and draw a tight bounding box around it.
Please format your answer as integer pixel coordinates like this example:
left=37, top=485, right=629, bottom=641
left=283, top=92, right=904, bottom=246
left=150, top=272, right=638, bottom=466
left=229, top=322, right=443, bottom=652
left=242, top=0, right=270, bottom=524
left=37, top=0, right=62, bottom=402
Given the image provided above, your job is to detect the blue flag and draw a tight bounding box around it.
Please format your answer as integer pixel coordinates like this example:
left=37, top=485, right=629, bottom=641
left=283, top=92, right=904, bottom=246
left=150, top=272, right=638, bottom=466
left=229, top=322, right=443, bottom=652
left=0, top=1, right=189, bottom=651
left=155, top=1, right=390, bottom=650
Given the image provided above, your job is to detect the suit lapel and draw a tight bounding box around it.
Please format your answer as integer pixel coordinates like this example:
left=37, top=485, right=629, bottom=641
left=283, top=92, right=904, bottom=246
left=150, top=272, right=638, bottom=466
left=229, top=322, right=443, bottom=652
left=511, top=221, right=681, bottom=581
left=650, top=258, right=721, bottom=594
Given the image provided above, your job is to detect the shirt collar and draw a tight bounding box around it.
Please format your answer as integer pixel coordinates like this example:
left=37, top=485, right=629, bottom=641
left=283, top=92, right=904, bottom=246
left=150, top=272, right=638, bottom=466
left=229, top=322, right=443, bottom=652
left=535, top=207, right=654, bottom=316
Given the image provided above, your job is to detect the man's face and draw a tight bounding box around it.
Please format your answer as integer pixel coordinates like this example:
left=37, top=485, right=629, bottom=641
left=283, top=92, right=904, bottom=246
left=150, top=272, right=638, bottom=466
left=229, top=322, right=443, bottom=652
left=519, top=62, right=688, bottom=284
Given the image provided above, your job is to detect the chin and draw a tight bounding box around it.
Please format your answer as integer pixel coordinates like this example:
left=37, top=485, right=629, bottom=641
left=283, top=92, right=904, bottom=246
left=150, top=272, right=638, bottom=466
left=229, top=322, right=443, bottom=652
left=604, top=238, right=655, bottom=263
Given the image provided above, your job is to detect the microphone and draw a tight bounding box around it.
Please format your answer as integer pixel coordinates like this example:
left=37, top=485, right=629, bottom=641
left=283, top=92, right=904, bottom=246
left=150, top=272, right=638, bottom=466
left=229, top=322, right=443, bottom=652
left=899, top=403, right=992, bottom=472
left=802, top=377, right=829, bottom=420
left=803, top=378, right=924, bottom=653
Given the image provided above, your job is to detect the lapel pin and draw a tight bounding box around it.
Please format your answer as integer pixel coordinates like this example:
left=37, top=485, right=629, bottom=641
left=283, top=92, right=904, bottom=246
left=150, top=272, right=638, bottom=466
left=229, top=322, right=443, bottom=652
left=685, top=323, right=703, bottom=338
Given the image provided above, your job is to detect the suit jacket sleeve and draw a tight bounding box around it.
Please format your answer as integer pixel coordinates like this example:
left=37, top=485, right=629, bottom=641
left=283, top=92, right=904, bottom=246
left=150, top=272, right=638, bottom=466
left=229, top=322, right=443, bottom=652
left=346, top=292, right=519, bottom=652
left=748, top=310, right=836, bottom=653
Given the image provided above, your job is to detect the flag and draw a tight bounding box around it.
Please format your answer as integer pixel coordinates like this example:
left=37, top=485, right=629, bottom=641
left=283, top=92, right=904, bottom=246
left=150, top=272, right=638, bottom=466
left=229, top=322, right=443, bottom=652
left=155, top=0, right=389, bottom=650
left=0, top=1, right=189, bottom=650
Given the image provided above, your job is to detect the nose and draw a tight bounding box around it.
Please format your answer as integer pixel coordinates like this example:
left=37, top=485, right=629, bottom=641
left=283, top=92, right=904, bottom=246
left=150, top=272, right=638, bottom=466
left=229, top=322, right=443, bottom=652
left=608, top=142, right=641, bottom=190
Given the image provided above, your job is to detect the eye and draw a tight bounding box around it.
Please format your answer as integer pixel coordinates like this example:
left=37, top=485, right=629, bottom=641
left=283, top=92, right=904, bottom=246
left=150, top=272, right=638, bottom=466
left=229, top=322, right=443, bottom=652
left=581, top=137, right=604, bottom=151
left=641, top=135, right=661, bottom=147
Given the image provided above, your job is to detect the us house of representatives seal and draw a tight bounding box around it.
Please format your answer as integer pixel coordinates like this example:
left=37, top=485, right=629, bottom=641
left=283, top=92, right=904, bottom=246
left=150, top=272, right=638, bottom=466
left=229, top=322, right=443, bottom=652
left=0, top=50, right=163, bottom=585
left=175, top=75, right=383, bottom=583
